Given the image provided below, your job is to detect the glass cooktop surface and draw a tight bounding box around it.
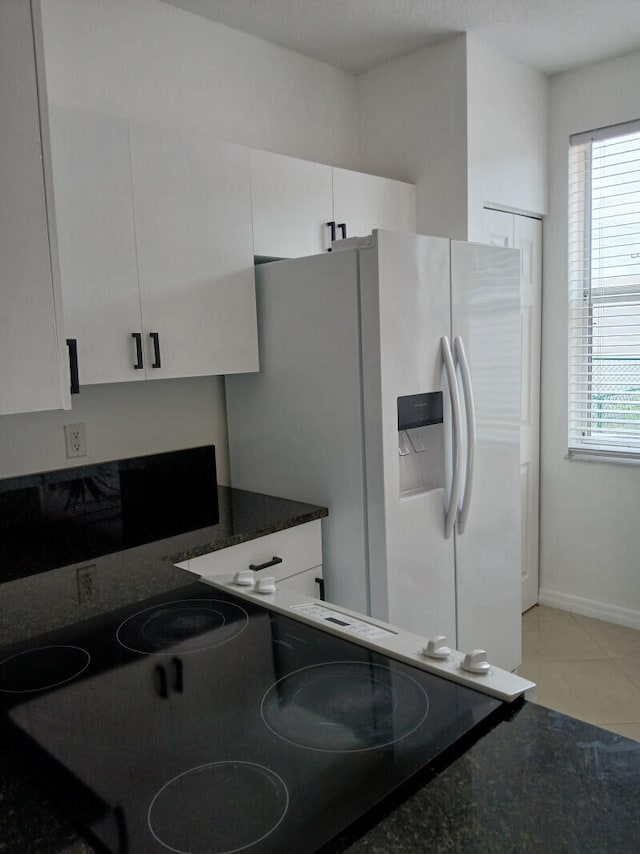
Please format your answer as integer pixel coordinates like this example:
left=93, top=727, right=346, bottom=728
left=0, top=581, right=503, bottom=853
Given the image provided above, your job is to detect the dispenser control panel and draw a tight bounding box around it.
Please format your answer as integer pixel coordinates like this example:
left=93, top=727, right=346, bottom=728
left=397, top=391, right=443, bottom=430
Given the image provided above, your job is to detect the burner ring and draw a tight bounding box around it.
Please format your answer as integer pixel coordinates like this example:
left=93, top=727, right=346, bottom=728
left=0, top=645, right=90, bottom=693
left=147, top=761, right=289, bottom=853
left=116, top=598, right=249, bottom=655
left=261, top=660, right=429, bottom=752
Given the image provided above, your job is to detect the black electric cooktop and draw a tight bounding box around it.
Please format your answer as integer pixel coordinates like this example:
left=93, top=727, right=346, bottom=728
left=0, top=581, right=503, bottom=853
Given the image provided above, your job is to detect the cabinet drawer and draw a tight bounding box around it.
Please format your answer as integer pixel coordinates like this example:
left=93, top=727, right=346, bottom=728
left=184, top=520, right=322, bottom=583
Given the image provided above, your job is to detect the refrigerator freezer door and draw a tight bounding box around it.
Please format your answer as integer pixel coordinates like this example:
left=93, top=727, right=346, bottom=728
left=451, top=241, right=521, bottom=671
left=360, top=230, right=457, bottom=641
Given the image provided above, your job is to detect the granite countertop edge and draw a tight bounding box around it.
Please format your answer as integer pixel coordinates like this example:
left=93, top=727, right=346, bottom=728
left=0, top=486, right=328, bottom=650
left=168, top=501, right=328, bottom=564
left=2, top=700, right=639, bottom=854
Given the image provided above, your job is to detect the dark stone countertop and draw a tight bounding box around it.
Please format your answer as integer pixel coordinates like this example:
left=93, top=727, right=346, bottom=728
left=0, top=485, right=327, bottom=648
left=2, top=699, right=639, bottom=853
left=0, top=486, right=328, bottom=852
left=339, top=701, right=640, bottom=854
left=1, top=487, right=639, bottom=853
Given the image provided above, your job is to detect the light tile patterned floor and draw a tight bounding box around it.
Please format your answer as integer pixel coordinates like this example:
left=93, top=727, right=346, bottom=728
left=519, top=605, right=640, bottom=742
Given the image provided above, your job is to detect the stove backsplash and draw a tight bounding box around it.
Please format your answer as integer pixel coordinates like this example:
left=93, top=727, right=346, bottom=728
left=0, top=446, right=218, bottom=584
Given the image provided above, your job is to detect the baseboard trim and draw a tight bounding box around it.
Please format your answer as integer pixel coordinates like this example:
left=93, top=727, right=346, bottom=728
left=538, top=588, right=640, bottom=631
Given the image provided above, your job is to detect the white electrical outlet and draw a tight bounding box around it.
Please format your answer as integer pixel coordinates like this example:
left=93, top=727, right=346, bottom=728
left=64, top=423, right=87, bottom=458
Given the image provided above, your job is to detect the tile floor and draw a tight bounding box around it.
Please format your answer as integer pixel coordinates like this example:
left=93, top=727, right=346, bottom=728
left=519, top=605, right=640, bottom=742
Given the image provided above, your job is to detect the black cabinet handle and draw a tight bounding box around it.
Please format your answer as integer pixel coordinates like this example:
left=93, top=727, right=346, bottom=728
left=150, top=332, right=161, bottom=369
left=249, top=556, right=283, bottom=571
left=66, top=338, right=80, bottom=394
left=154, top=665, right=168, bottom=699
left=172, top=657, right=183, bottom=693
left=132, top=332, right=144, bottom=369
left=315, top=577, right=325, bottom=601
left=338, top=223, right=347, bottom=239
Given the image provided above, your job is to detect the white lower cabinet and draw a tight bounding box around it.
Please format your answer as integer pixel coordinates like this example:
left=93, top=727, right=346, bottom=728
left=183, top=520, right=324, bottom=599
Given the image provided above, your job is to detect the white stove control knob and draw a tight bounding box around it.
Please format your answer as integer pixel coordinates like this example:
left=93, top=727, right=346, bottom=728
left=232, top=570, right=256, bottom=587
left=461, top=649, right=491, bottom=674
left=422, top=636, right=452, bottom=660
left=255, top=576, right=276, bottom=595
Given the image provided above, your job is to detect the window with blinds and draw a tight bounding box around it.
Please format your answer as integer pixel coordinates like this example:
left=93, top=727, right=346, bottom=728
left=568, top=120, right=640, bottom=459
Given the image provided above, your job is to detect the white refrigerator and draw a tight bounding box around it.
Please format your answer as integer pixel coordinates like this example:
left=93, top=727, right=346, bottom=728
left=226, top=230, right=522, bottom=670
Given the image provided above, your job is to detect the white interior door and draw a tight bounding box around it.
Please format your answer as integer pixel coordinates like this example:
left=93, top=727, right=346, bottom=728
left=482, top=208, right=542, bottom=613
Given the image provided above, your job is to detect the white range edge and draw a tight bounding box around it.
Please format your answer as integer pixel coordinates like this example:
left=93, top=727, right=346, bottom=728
left=199, top=575, right=535, bottom=703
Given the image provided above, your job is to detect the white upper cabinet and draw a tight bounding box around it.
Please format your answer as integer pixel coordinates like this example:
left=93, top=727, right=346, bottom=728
left=130, top=126, right=258, bottom=380
left=249, top=150, right=417, bottom=259
left=332, top=168, right=416, bottom=241
left=49, top=107, right=144, bottom=385
left=250, top=149, right=334, bottom=258
left=49, top=109, right=258, bottom=386
left=0, top=0, right=69, bottom=415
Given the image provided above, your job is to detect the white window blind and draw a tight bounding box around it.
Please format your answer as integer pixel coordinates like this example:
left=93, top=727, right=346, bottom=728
left=568, top=121, right=640, bottom=459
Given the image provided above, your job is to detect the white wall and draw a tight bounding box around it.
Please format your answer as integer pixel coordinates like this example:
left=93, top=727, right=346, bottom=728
left=357, top=34, right=548, bottom=242
left=0, top=378, right=230, bottom=481
left=357, top=35, right=469, bottom=240
left=40, top=0, right=359, bottom=168
left=0, top=0, right=360, bottom=484
left=540, top=49, right=640, bottom=628
left=466, top=36, right=549, bottom=241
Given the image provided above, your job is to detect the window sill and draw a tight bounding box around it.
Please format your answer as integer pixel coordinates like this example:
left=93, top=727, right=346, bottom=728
left=566, top=449, right=640, bottom=466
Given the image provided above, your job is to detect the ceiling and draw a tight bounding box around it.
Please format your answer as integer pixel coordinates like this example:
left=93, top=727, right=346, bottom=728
left=161, top=0, right=640, bottom=76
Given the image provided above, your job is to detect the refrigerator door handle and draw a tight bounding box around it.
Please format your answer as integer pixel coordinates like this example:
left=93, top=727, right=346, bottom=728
left=441, top=336, right=463, bottom=539
left=455, top=336, right=476, bottom=535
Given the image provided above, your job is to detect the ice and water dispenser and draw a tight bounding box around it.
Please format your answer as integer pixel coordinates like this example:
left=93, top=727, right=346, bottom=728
left=397, top=391, right=444, bottom=499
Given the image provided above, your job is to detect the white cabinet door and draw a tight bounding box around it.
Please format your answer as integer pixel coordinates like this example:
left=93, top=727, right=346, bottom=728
left=0, top=0, right=69, bottom=415
left=332, top=168, right=416, bottom=241
left=48, top=106, right=145, bottom=385
left=482, top=207, right=542, bottom=614
left=514, top=214, right=542, bottom=614
left=130, top=126, right=258, bottom=379
left=250, top=149, right=334, bottom=258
